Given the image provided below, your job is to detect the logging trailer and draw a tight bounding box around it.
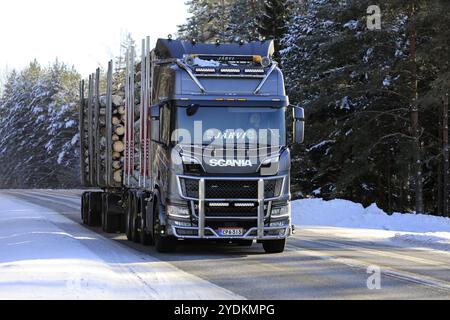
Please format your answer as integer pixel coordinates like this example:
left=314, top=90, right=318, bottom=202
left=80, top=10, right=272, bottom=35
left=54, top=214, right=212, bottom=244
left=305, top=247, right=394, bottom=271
left=79, top=37, right=305, bottom=253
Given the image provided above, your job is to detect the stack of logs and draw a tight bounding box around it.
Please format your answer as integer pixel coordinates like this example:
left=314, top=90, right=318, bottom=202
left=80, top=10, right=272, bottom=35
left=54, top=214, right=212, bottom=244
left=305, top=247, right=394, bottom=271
left=110, top=95, right=126, bottom=183
left=84, top=64, right=143, bottom=186
left=96, top=94, right=126, bottom=184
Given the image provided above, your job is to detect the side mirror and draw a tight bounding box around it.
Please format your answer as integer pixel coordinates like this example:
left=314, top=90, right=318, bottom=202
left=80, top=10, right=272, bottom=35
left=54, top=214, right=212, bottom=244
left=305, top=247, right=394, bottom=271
left=151, top=105, right=160, bottom=142
left=293, top=106, right=305, bottom=144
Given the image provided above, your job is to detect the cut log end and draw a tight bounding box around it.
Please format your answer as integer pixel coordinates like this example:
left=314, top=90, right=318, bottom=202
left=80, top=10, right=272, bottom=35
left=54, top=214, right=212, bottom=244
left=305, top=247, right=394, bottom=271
left=115, top=125, right=125, bottom=136
left=113, top=141, right=125, bottom=153
left=113, top=170, right=122, bottom=183
left=112, top=152, right=121, bottom=160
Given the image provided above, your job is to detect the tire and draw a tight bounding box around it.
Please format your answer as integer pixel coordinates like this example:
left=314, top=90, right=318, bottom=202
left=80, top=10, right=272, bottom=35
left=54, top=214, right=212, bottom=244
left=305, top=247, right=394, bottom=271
left=262, top=239, right=286, bottom=254
left=139, top=216, right=153, bottom=246
left=153, top=199, right=177, bottom=253
left=87, top=192, right=102, bottom=227
left=138, top=194, right=153, bottom=246
left=102, top=194, right=121, bottom=233
left=155, top=235, right=177, bottom=253
left=125, top=193, right=133, bottom=241
left=130, top=195, right=140, bottom=243
left=125, top=191, right=138, bottom=242
left=81, top=192, right=89, bottom=224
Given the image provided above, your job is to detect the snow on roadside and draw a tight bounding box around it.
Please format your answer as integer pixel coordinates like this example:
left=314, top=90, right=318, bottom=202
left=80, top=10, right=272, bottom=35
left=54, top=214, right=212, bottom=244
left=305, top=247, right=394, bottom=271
left=292, top=198, right=450, bottom=251
left=0, top=193, right=242, bottom=300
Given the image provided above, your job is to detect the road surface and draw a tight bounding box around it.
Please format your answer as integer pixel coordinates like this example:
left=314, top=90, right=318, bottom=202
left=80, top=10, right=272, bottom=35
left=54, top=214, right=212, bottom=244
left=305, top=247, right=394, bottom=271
left=2, top=189, right=450, bottom=299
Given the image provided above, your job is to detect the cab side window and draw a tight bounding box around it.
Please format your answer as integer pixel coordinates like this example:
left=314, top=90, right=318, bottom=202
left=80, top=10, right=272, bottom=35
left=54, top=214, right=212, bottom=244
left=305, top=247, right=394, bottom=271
left=160, top=103, right=171, bottom=146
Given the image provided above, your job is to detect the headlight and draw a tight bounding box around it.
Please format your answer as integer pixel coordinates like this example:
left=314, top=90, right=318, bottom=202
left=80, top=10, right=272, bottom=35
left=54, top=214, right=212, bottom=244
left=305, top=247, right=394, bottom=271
left=166, top=205, right=190, bottom=219
left=262, top=155, right=279, bottom=166
left=182, top=155, right=201, bottom=165
left=271, top=204, right=290, bottom=218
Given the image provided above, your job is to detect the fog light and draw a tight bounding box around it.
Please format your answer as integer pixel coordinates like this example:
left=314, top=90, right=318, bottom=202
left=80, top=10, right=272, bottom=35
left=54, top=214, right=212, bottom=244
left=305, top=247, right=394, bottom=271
left=270, top=220, right=289, bottom=227
left=271, top=203, right=290, bottom=218
left=173, top=221, right=192, bottom=227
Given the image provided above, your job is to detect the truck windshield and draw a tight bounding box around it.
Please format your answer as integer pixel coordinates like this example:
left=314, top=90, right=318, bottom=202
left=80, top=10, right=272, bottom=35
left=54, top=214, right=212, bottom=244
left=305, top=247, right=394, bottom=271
left=174, top=106, right=286, bottom=148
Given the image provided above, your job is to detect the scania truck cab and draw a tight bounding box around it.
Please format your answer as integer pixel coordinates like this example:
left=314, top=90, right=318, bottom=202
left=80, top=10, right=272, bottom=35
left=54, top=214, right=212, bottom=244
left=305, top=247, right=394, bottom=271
left=144, top=39, right=305, bottom=253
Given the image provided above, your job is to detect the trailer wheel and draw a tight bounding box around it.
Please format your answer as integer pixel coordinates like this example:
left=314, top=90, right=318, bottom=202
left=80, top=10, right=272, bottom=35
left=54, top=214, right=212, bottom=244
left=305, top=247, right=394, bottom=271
left=87, top=192, right=102, bottom=227
left=126, top=191, right=139, bottom=242
left=102, top=194, right=121, bottom=233
left=154, top=199, right=177, bottom=253
left=125, top=192, right=133, bottom=241
left=262, top=239, right=286, bottom=254
left=130, top=194, right=140, bottom=243
left=81, top=192, right=89, bottom=224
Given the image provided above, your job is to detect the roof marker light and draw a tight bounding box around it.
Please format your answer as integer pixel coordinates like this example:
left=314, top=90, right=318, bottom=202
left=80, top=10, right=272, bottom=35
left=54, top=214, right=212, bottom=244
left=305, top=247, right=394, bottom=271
left=261, top=57, right=272, bottom=68
left=185, top=55, right=195, bottom=66
left=253, top=55, right=262, bottom=64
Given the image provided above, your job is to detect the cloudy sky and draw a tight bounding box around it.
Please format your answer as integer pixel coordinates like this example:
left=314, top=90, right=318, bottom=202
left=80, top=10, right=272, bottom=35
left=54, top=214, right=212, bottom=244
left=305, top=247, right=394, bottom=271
left=0, top=0, right=189, bottom=76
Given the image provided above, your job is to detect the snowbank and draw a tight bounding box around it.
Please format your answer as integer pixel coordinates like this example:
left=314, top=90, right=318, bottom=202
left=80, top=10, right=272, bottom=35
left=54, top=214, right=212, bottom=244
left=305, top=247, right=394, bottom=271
left=292, top=198, right=450, bottom=251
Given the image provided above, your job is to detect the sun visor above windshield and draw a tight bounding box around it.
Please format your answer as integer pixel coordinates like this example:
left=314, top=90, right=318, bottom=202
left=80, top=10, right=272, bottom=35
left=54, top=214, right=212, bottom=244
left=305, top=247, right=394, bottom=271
left=155, top=39, right=275, bottom=59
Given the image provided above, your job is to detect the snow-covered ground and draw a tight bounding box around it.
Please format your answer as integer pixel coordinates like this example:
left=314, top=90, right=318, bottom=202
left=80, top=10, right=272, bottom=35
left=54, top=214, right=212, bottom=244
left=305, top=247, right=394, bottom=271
left=292, top=198, right=450, bottom=252
left=0, top=193, right=242, bottom=300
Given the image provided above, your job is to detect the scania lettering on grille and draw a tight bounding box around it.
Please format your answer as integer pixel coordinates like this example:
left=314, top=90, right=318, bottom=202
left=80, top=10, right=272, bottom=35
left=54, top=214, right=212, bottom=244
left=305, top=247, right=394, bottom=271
left=209, top=159, right=252, bottom=167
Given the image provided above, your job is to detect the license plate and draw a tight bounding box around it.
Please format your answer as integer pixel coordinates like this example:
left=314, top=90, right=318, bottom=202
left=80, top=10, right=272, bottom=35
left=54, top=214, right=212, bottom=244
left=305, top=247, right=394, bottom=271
left=219, top=228, right=244, bottom=236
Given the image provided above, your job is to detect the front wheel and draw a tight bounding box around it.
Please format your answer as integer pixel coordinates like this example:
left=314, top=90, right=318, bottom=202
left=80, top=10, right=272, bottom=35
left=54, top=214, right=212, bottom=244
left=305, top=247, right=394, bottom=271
left=262, top=239, right=286, bottom=254
left=155, top=235, right=177, bottom=253
left=153, top=200, right=177, bottom=253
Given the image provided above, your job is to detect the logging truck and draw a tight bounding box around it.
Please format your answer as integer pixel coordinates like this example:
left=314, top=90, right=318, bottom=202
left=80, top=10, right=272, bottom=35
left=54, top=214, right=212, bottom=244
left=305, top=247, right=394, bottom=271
left=79, top=38, right=305, bottom=253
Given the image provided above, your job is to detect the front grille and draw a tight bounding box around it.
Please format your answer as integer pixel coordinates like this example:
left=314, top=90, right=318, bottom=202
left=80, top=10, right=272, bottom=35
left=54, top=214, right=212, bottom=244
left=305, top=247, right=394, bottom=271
left=206, top=203, right=258, bottom=217
left=193, top=202, right=268, bottom=219
left=180, top=177, right=284, bottom=200
left=206, top=180, right=257, bottom=199
left=265, top=179, right=284, bottom=198
left=182, top=178, right=199, bottom=198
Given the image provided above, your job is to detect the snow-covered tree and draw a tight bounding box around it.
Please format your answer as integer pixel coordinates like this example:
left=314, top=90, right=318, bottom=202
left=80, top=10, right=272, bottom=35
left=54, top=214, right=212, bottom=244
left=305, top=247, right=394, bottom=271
left=0, top=60, right=81, bottom=188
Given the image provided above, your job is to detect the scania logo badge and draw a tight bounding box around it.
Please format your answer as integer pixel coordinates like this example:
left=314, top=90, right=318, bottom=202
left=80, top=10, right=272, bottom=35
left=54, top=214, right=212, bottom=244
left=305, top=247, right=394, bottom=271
left=209, top=159, right=252, bottom=167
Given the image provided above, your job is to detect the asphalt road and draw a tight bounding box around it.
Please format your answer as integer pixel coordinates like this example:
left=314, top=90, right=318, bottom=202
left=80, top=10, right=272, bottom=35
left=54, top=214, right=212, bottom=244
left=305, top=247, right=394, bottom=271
left=3, top=189, right=450, bottom=300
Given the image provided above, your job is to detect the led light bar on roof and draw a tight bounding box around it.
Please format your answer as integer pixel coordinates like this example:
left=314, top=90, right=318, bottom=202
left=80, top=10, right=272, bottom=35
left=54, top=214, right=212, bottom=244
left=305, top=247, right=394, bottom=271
left=220, top=68, right=241, bottom=74
left=244, top=68, right=265, bottom=74
left=194, top=67, right=216, bottom=74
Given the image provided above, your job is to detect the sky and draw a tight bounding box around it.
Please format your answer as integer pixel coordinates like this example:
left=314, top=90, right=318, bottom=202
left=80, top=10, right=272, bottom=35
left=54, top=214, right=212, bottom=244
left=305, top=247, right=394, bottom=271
left=0, top=0, right=189, bottom=77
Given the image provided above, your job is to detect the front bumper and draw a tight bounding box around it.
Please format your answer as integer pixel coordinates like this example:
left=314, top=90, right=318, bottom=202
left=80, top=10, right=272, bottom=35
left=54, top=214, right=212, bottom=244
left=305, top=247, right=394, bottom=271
left=169, top=176, right=291, bottom=240
left=170, top=224, right=291, bottom=240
